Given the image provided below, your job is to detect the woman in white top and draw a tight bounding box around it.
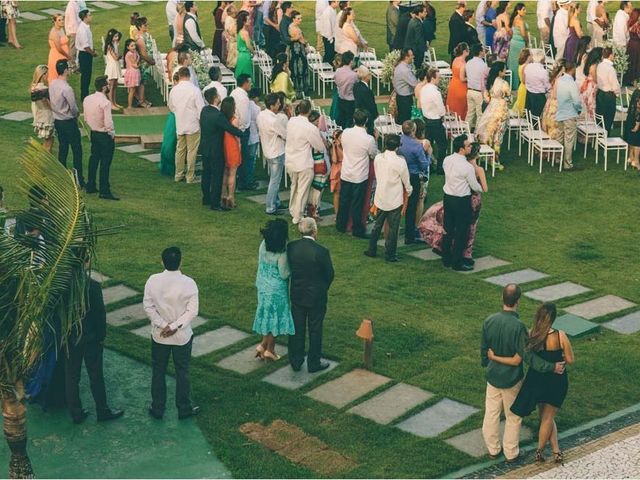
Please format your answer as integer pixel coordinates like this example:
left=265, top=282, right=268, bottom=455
left=104, top=28, right=123, bottom=110
left=339, top=7, right=359, bottom=55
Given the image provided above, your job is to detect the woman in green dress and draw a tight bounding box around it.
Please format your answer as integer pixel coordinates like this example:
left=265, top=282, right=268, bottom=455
left=506, top=3, right=528, bottom=91
left=235, top=11, right=254, bottom=80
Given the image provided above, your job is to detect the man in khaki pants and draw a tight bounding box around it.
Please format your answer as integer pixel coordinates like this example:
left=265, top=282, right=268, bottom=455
left=480, top=284, right=565, bottom=462
left=465, top=44, right=489, bottom=133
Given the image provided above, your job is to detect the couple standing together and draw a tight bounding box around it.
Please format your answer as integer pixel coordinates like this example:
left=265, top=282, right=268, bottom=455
left=252, top=217, right=335, bottom=373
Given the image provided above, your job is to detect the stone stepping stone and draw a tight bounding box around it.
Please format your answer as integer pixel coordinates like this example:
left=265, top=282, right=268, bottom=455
left=246, top=191, right=290, bottom=204
left=317, top=214, right=336, bottom=227
left=131, top=316, right=208, bottom=338
left=41, top=8, right=64, bottom=15
left=90, top=270, right=110, bottom=283
left=1, top=111, right=33, bottom=121
left=20, top=11, right=47, bottom=21
left=553, top=314, right=600, bottom=337
left=396, top=398, right=479, bottom=438
left=305, top=369, right=391, bottom=409
left=525, top=281, right=591, bottom=302
left=140, top=153, right=161, bottom=163
left=91, top=1, right=119, bottom=9
left=347, top=383, right=434, bottom=425
left=216, top=345, right=288, bottom=374
left=262, top=358, right=339, bottom=390
left=459, top=256, right=511, bottom=274
left=117, top=144, right=147, bottom=154
left=445, top=422, right=532, bottom=458
left=117, top=0, right=142, bottom=5
left=102, top=284, right=139, bottom=306
left=408, top=249, right=441, bottom=261
left=192, top=326, right=250, bottom=357
left=484, top=268, right=549, bottom=286
left=602, top=311, right=640, bottom=335
left=107, top=303, right=145, bottom=327
left=565, top=295, right=636, bottom=320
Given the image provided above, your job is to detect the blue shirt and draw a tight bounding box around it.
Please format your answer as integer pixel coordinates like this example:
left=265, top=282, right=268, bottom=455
left=398, top=134, right=430, bottom=176
left=555, top=73, right=582, bottom=122
left=485, top=8, right=497, bottom=46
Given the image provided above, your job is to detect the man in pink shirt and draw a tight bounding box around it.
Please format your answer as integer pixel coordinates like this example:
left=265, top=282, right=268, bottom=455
left=64, top=0, right=83, bottom=71
left=83, top=75, right=118, bottom=200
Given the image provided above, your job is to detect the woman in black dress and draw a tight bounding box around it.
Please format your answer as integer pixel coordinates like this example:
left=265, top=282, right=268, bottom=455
left=624, top=86, right=640, bottom=170
left=488, top=303, right=574, bottom=465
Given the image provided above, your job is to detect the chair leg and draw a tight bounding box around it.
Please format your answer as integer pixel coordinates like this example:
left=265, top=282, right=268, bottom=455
left=492, top=153, right=496, bottom=177
left=595, top=142, right=599, bottom=165
left=539, top=148, right=543, bottom=174
left=584, top=135, right=588, bottom=158
left=559, top=148, right=563, bottom=172
left=625, top=147, right=628, bottom=171
left=604, top=147, right=608, bottom=171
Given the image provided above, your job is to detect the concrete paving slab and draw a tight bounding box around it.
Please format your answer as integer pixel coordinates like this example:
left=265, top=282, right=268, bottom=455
left=90, top=270, right=110, bottom=283
left=102, top=284, right=139, bottom=305
left=525, top=282, right=591, bottom=302
left=117, top=144, right=148, bottom=154
left=192, top=326, right=250, bottom=357
left=19, top=12, right=47, bottom=21
left=408, top=249, right=441, bottom=261
left=140, top=153, right=161, bottom=163
left=246, top=191, right=290, bottom=204
left=91, top=1, right=119, bottom=9
left=553, top=314, right=601, bottom=337
left=107, top=303, right=145, bottom=327
left=485, top=269, right=549, bottom=286
left=1, top=111, right=33, bottom=121
left=445, top=422, right=532, bottom=458
left=216, top=345, right=289, bottom=374
left=459, top=256, right=511, bottom=274
left=262, top=358, right=339, bottom=390
left=565, top=295, right=637, bottom=320
left=317, top=214, right=336, bottom=227
left=602, top=311, right=640, bottom=335
left=131, top=316, right=208, bottom=338
left=41, top=8, right=65, bottom=15
left=348, top=383, right=434, bottom=425
left=117, top=0, right=143, bottom=5
left=305, top=369, right=391, bottom=408
left=396, top=398, right=479, bottom=438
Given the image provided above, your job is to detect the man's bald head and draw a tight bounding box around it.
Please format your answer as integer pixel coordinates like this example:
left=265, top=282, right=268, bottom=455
left=502, top=284, right=522, bottom=308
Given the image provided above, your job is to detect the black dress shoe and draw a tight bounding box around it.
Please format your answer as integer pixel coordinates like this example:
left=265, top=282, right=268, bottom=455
left=363, top=250, right=376, bottom=258
left=148, top=408, right=163, bottom=420
left=178, top=406, right=201, bottom=420
left=72, top=410, right=90, bottom=424
left=442, top=258, right=452, bottom=268
left=291, top=363, right=302, bottom=372
left=85, top=187, right=98, bottom=194
left=266, top=209, right=286, bottom=216
left=463, top=257, right=475, bottom=266
left=452, top=263, right=474, bottom=272
left=97, top=408, right=124, bottom=422
left=308, top=361, right=330, bottom=373
left=385, top=256, right=399, bottom=263
left=99, top=193, right=120, bottom=201
left=211, top=206, right=230, bottom=211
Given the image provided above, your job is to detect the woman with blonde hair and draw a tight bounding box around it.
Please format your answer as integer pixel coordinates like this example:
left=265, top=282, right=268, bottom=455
left=513, top=48, right=530, bottom=115
left=47, top=14, right=71, bottom=83
left=488, top=302, right=574, bottom=465
left=541, top=61, right=565, bottom=141
left=173, top=2, right=186, bottom=47
left=564, top=3, right=583, bottom=64
left=30, top=65, right=55, bottom=153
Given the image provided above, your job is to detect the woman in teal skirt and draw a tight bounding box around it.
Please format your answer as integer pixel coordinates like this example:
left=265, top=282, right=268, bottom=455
left=507, top=3, right=528, bottom=91
left=252, top=219, right=295, bottom=361
left=235, top=11, right=254, bottom=80
left=159, top=111, right=177, bottom=177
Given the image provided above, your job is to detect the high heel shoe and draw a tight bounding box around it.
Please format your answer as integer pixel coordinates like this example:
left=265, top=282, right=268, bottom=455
left=553, top=451, right=564, bottom=465
left=534, top=448, right=545, bottom=463
left=262, top=350, right=281, bottom=361
left=255, top=345, right=265, bottom=358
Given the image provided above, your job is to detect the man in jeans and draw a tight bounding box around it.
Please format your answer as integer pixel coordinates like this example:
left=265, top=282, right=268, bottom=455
left=481, top=284, right=565, bottom=462
left=554, top=63, right=582, bottom=170
left=257, top=93, right=288, bottom=215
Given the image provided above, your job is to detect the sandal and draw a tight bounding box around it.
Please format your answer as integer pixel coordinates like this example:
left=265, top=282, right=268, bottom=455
left=535, top=448, right=545, bottom=463
left=553, top=451, right=564, bottom=465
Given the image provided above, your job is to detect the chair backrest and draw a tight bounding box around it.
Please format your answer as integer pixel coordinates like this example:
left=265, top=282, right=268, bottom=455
left=483, top=45, right=492, bottom=55
left=594, top=113, right=608, bottom=137
left=543, top=42, right=554, bottom=60
left=529, top=113, right=543, bottom=131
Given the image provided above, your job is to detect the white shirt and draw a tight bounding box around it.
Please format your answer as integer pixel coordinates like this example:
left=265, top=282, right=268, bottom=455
left=612, top=9, right=630, bottom=47
left=230, top=87, right=251, bottom=131
left=75, top=21, right=93, bottom=51
left=166, top=0, right=178, bottom=26
left=443, top=153, right=482, bottom=197
left=185, top=12, right=206, bottom=48
left=420, top=83, right=446, bottom=119
left=168, top=80, right=206, bottom=135
left=256, top=109, right=287, bottom=158
left=202, top=80, right=227, bottom=100
left=586, top=0, right=599, bottom=23
left=64, top=0, right=81, bottom=35
left=334, top=10, right=346, bottom=54
left=373, top=150, right=412, bottom=211
left=315, top=0, right=329, bottom=31
left=285, top=115, right=326, bottom=173
left=553, top=7, right=569, bottom=49
left=596, top=59, right=621, bottom=94
left=318, top=5, right=337, bottom=41
left=340, top=126, right=378, bottom=184
left=249, top=101, right=261, bottom=145
left=466, top=57, right=489, bottom=91
left=144, top=270, right=199, bottom=346
left=536, top=0, right=553, bottom=29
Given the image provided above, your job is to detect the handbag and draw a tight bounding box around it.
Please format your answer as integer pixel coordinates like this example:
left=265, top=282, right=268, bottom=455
left=313, top=155, right=328, bottom=175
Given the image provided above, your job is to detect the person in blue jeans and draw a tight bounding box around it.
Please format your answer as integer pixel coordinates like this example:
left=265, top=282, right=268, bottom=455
left=247, top=87, right=262, bottom=189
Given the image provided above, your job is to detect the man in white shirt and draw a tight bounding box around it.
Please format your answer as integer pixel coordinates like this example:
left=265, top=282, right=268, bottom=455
left=76, top=9, right=97, bottom=101
left=596, top=47, right=622, bottom=133
left=231, top=74, right=256, bottom=190
left=202, top=66, right=227, bottom=99
left=364, top=134, right=412, bottom=262
left=285, top=100, right=327, bottom=224
left=475, top=1, right=488, bottom=47
left=466, top=44, right=489, bottom=132
left=318, top=0, right=338, bottom=64
left=144, top=247, right=200, bottom=421
left=257, top=93, right=288, bottom=215
left=553, top=0, right=570, bottom=59
left=166, top=0, right=179, bottom=43
left=64, top=0, right=85, bottom=70
left=183, top=1, right=205, bottom=51
left=586, top=0, right=600, bottom=39
left=441, top=134, right=482, bottom=271
left=336, top=109, right=378, bottom=238
left=420, top=67, right=448, bottom=173
left=613, top=1, right=633, bottom=47
left=168, top=67, right=205, bottom=184
left=537, top=0, right=553, bottom=44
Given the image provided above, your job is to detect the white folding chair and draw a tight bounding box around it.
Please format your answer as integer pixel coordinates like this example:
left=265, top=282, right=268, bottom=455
left=577, top=113, right=605, bottom=158
left=507, top=110, right=528, bottom=151
left=520, top=110, right=550, bottom=163
left=594, top=113, right=629, bottom=171
left=318, top=65, right=335, bottom=99
left=527, top=113, right=563, bottom=173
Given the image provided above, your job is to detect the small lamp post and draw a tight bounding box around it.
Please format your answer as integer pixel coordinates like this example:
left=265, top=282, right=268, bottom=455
left=356, top=319, right=374, bottom=370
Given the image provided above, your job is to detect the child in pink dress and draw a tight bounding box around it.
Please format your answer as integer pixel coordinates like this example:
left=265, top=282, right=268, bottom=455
left=122, top=39, right=141, bottom=109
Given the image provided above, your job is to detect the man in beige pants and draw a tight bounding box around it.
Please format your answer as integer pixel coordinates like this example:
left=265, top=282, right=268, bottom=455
left=480, top=284, right=565, bottom=462
left=465, top=44, right=489, bottom=133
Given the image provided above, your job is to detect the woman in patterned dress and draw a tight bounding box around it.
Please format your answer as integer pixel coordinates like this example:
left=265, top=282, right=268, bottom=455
left=134, top=17, right=156, bottom=108
left=224, top=5, right=238, bottom=68
left=580, top=48, right=602, bottom=119
left=492, top=1, right=511, bottom=62
left=30, top=65, right=54, bottom=153
left=1, top=0, right=21, bottom=49
left=288, top=11, right=309, bottom=99
left=541, top=62, right=565, bottom=141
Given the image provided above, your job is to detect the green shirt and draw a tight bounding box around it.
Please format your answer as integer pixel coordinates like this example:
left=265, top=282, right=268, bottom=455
left=480, top=310, right=556, bottom=389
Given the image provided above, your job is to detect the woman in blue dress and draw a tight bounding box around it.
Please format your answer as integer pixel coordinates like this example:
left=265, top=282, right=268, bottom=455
left=252, top=219, right=295, bottom=361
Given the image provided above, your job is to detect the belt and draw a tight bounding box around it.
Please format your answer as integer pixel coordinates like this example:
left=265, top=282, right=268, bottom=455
left=598, top=90, right=615, bottom=95
left=468, top=88, right=482, bottom=92
left=424, top=117, right=443, bottom=122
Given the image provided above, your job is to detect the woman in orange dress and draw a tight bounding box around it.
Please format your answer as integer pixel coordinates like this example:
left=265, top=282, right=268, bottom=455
left=221, top=96, right=242, bottom=209
left=47, top=14, right=70, bottom=83
left=446, top=42, right=470, bottom=120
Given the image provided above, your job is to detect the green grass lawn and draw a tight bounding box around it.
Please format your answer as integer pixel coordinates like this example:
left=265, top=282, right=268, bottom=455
left=2, top=1, right=640, bottom=478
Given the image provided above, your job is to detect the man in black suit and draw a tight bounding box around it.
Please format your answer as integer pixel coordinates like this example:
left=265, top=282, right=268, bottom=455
left=199, top=87, right=243, bottom=210
left=448, top=2, right=467, bottom=61
left=287, top=218, right=335, bottom=373
left=65, top=277, right=124, bottom=424
left=353, top=66, right=378, bottom=135
left=404, top=5, right=427, bottom=70
left=392, top=7, right=412, bottom=51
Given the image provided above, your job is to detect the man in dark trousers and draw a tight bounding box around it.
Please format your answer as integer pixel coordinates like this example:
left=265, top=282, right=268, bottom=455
left=76, top=9, right=98, bottom=102
left=404, top=5, right=427, bottom=69
left=199, top=87, right=243, bottom=210
left=287, top=218, right=335, bottom=373
left=353, top=66, right=378, bottom=135
left=392, top=5, right=412, bottom=51
left=448, top=2, right=466, bottom=61
left=66, top=276, right=124, bottom=424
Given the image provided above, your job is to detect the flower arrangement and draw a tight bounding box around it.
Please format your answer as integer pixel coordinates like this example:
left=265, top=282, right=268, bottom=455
left=190, top=49, right=211, bottom=89
left=438, top=75, right=450, bottom=103
left=604, top=41, right=629, bottom=80
left=381, top=49, right=402, bottom=85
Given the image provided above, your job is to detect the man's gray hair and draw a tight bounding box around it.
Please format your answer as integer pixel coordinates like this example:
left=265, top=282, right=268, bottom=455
left=356, top=66, right=370, bottom=81
left=298, top=217, right=317, bottom=236
left=532, top=50, right=545, bottom=64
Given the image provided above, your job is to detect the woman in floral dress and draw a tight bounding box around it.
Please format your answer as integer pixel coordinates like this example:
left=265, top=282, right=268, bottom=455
left=542, top=62, right=565, bottom=141
left=288, top=11, right=309, bottom=99
left=492, top=1, right=512, bottom=62
left=580, top=48, right=602, bottom=119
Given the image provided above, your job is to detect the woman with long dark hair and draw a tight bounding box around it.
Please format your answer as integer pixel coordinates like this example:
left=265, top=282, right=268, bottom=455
left=270, top=52, right=296, bottom=100
left=476, top=61, right=510, bottom=169
left=212, top=1, right=231, bottom=57
left=506, top=3, right=527, bottom=90
left=624, top=8, right=640, bottom=86
left=488, top=303, right=574, bottom=465
left=235, top=10, right=254, bottom=79
left=564, top=3, right=583, bottom=64
left=288, top=10, right=309, bottom=98
left=492, top=1, right=512, bottom=62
